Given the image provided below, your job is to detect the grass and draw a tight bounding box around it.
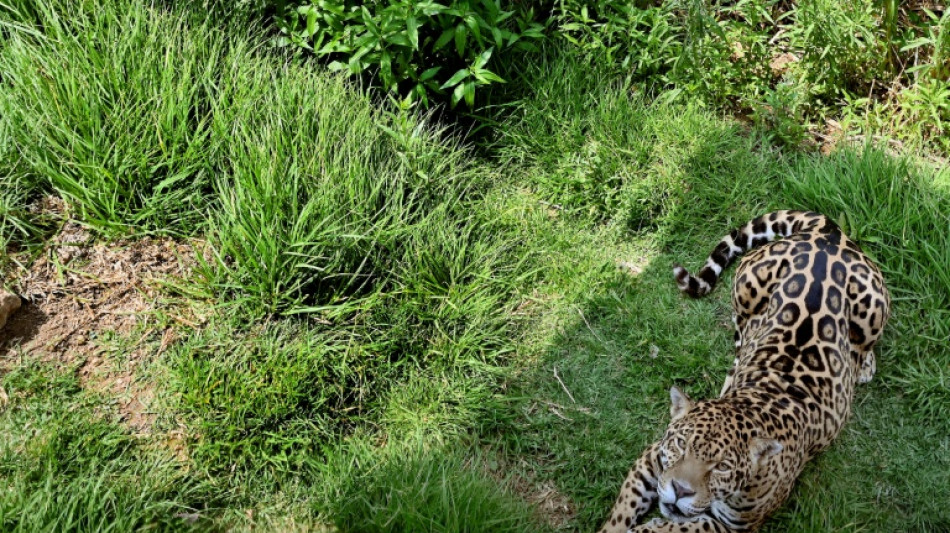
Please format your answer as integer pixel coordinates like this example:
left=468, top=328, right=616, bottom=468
left=0, top=91, right=39, bottom=254
left=319, top=440, right=544, bottom=533
left=1, top=1, right=949, bottom=532
left=0, top=0, right=228, bottom=234
left=0, top=360, right=209, bottom=532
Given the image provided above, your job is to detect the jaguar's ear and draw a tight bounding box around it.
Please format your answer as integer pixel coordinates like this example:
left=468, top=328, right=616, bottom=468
left=750, top=438, right=782, bottom=468
left=669, top=386, right=693, bottom=421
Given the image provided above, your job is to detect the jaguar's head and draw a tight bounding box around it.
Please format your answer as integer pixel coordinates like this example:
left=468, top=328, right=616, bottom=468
left=655, top=387, right=782, bottom=524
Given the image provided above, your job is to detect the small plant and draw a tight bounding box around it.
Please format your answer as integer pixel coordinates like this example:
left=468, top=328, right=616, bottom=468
left=784, top=0, right=885, bottom=102
left=901, top=79, right=950, bottom=151
left=751, top=82, right=809, bottom=148
left=901, top=7, right=950, bottom=83
left=277, top=0, right=545, bottom=107
left=555, top=0, right=683, bottom=85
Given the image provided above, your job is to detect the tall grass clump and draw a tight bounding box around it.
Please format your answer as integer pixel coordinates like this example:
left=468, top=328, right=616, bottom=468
left=319, top=441, right=545, bottom=533
left=0, top=0, right=227, bottom=234
left=0, top=112, right=36, bottom=252
left=130, top=0, right=531, bottom=479
left=201, top=55, right=488, bottom=315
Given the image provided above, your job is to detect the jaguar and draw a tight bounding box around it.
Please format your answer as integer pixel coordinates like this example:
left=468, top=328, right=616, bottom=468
left=599, top=210, right=890, bottom=532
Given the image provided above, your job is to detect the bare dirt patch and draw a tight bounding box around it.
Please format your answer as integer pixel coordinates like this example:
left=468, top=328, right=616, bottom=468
left=483, top=450, right=577, bottom=530
left=1, top=197, right=202, bottom=431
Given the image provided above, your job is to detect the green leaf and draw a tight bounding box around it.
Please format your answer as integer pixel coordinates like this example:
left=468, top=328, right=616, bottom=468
left=380, top=51, right=393, bottom=89
left=440, top=68, right=469, bottom=89
left=406, top=16, right=419, bottom=50
left=416, top=2, right=447, bottom=16
left=463, top=81, right=475, bottom=107
left=455, top=24, right=468, bottom=57
left=476, top=68, right=504, bottom=84
left=465, top=14, right=481, bottom=42
left=452, top=82, right=466, bottom=106
left=305, top=8, right=317, bottom=37
left=419, top=66, right=441, bottom=82
left=414, top=83, right=429, bottom=107
left=434, top=27, right=454, bottom=51
left=474, top=47, right=492, bottom=69
left=361, top=6, right=379, bottom=37
left=491, top=26, right=503, bottom=48
left=385, top=33, right=412, bottom=47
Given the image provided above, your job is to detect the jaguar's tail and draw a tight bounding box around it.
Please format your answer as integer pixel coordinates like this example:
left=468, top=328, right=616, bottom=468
left=672, top=210, right=830, bottom=298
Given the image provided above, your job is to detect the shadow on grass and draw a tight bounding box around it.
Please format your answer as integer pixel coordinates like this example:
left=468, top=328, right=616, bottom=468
left=0, top=299, right=45, bottom=357
left=482, top=141, right=950, bottom=532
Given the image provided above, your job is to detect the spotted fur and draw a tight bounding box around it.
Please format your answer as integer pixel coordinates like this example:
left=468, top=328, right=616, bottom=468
left=600, top=211, right=890, bottom=533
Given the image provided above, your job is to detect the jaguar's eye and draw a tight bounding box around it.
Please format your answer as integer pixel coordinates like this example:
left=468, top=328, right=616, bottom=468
left=674, top=437, right=686, bottom=452
left=713, top=461, right=732, bottom=473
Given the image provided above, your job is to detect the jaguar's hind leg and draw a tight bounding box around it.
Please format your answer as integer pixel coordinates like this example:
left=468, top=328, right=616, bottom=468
left=857, top=350, right=876, bottom=384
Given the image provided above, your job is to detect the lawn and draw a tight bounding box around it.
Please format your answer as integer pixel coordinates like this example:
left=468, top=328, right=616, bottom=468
left=1, top=1, right=949, bottom=532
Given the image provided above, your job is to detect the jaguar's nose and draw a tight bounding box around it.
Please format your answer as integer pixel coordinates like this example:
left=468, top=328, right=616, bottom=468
left=672, top=479, right=695, bottom=500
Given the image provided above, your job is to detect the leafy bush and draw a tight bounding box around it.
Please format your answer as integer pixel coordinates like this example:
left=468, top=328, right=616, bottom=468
left=548, top=0, right=950, bottom=155
left=276, top=0, right=545, bottom=107
left=554, top=0, right=779, bottom=119
left=785, top=0, right=885, bottom=103
left=555, top=0, right=683, bottom=84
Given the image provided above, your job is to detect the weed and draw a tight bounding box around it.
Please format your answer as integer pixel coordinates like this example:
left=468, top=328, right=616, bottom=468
left=787, top=0, right=885, bottom=102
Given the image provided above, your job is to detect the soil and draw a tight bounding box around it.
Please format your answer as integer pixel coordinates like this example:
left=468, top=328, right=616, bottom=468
left=0, top=197, right=202, bottom=432
left=483, top=449, right=577, bottom=530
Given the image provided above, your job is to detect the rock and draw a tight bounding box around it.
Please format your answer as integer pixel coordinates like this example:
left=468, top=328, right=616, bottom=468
left=0, top=290, right=22, bottom=330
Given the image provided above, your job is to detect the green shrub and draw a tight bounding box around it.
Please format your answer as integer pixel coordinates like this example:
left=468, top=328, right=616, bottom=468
left=554, top=0, right=774, bottom=108
left=276, top=0, right=545, bottom=107
left=750, top=81, right=809, bottom=148
left=555, top=0, right=683, bottom=85
left=786, top=0, right=885, bottom=103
